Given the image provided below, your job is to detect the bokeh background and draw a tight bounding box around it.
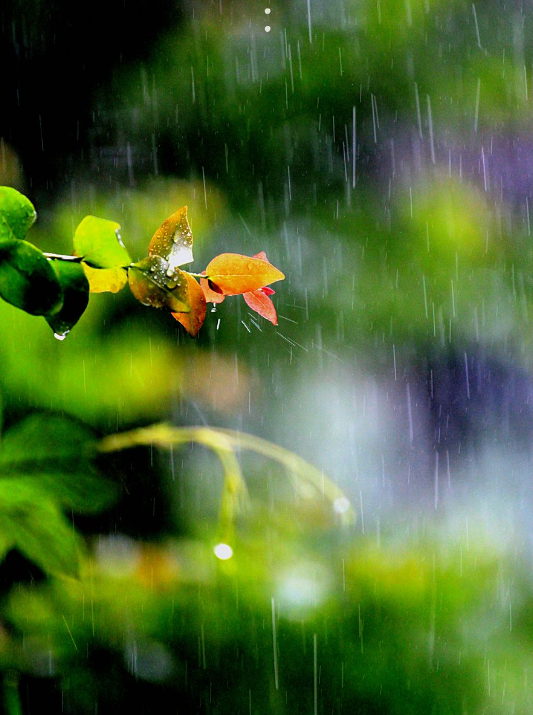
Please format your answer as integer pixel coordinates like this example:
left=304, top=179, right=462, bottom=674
left=1, top=1, right=532, bottom=713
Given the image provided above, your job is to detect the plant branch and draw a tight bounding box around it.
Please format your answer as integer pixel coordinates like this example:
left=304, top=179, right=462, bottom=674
left=44, top=252, right=84, bottom=263
left=98, top=423, right=356, bottom=525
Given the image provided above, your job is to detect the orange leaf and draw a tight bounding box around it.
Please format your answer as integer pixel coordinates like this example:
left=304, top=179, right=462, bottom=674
left=172, top=273, right=206, bottom=337
left=205, top=253, right=284, bottom=295
left=148, top=206, right=194, bottom=267
left=243, top=290, right=278, bottom=325
left=200, top=272, right=226, bottom=304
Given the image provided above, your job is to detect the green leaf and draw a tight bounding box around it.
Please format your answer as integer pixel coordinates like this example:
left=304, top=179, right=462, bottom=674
left=128, top=256, right=190, bottom=312
left=148, top=206, right=194, bottom=267
left=0, top=240, right=63, bottom=315
left=0, top=413, right=96, bottom=468
left=0, top=414, right=117, bottom=514
left=45, top=260, right=90, bottom=338
left=0, top=186, right=37, bottom=242
left=0, top=480, right=82, bottom=578
left=0, top=530, right=14, bottom=564
left=8, top=472, right=117, bottom=514
left=73, top=215, right=131, bottom=269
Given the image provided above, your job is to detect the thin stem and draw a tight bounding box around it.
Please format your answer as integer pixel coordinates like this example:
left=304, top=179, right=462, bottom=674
left=98, top=424, right=356, bottom=525
left=44, top=252, right=84, bottom=263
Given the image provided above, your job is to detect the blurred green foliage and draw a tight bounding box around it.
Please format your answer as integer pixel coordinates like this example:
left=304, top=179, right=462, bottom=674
left=1, top=526, right=532, bottom=714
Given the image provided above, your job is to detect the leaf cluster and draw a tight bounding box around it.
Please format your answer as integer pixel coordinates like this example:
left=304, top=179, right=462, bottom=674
left=0, top=187, right=285, bottom=338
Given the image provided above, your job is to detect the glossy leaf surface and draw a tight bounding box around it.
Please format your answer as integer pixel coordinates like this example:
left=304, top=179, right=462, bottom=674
left=46, top=259, right=90, bottom=338
left=172, top=272, right=207, bottom=336
left=129, top=256, right=190, bottom=312
left=149, top=205, right=194, bottom=267
left=205, top=253, right=285, bottom=295
left=0, top=239, right=63, bottom=315
left=73, top=215, right=131, bottom=269
left=0, top=186, right=37, bottom=241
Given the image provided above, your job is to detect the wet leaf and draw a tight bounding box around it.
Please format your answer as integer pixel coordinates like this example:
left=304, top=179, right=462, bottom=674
left=128, top=256, right=190, bottom=312
left=172, top=272, right=207, bottom=337
left=243, top=289, right=278, bottom=325
left=0, top=480, right=82, bottom=578
left=82, top=263, right=128, bottom=293
left=148, top=205, right=194, bottom=267
left=0, top=239, right=63, bottom=315
left=45, top=260, right=90, bottom=338
left=0, top=186, right=37, bottom=242
left=200, top=272, right=225, bottom=304
left=205, top=253, right=285, bottom=295
left=73, top=215, right=131, bottom=269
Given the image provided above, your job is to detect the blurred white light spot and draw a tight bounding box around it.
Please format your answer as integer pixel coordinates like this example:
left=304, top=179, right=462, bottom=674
left=333, top=496, right=351, bottom=514
left=264, top=7, right=271, bottom=14
left=265, top=25, right=271, bottom=32
left=276, top=562, right=332, bottom=618
left=214, top=543, right=233, bottom=560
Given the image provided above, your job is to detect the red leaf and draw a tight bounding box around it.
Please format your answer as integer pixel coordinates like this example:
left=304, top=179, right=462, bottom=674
left=243, top=289, right=278, bottom=325
left=205, top=253, right=284, bottom=295
left=172, top=273, right=206, bottom=337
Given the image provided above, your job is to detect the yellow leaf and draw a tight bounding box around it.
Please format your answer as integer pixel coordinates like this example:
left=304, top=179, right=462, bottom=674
left=82, top=263, right=128, bottom=293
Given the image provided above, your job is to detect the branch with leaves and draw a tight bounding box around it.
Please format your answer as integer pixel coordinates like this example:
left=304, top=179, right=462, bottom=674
left=0, top=186, right=285, bottom=338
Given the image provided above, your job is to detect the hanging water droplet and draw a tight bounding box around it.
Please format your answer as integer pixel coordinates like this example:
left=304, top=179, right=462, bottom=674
left=166, top=280, right=177, bottom=290
left=54, top=332, right=68, bottom=341
left=211, top=303, right=217, bottom=313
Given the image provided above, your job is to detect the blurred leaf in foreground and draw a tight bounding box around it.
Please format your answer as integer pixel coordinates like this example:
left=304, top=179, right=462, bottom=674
left=46, top=259, right=90, bottom=338
left=0, top=186, right=37, bottom=242
left=0, top=239, right=63, bottom=315
left=0, top=480, right=82, bottom=578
